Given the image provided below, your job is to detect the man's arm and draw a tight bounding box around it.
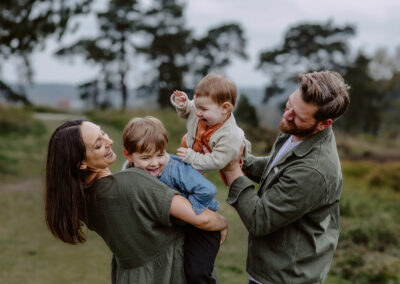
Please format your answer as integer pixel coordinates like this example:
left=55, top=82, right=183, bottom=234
left=242, top=154, right=270, bottom=183
left=224, top=166, right=326, bottom=237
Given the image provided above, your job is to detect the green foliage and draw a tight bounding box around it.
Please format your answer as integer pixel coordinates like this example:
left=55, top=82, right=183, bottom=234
left=234, top=94, right=259, bottom=127
left=137, top=0, right=247, bottom=107
left=0, top=107, right=48, bottom=181
left=338, top=53, right=386, bottom=134
left=189, top=23, right=247, bottom=82
left=258, top=20, right=355, bottom=102
left=0, top=0, right=91, bottom=103
left=367, top=163, right=400, bottom=191
left=341, top=161, right=400, bottom=192
left=0, top=106, right=46, bottom=135
left=56, top=0, right=141, bottom=111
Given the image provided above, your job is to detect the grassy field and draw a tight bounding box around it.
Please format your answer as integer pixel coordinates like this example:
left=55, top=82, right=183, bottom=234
left=0, top=107, right=399, bottom=283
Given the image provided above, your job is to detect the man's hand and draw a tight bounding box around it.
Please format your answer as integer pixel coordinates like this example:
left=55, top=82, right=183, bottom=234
left=173, top=90, right=186, bottom=107
left=177, top=147, right=188, bottom=160
left=222, top=142, right=246, bottom=186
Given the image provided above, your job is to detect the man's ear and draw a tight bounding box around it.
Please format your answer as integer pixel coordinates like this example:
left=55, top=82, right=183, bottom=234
left=123, top=149, right=134, bottom=163
left=222, top=102, right=233, bottom=114
left=79, top=163, right=87, bottom=170
left=317, top=119, right=333, bottom=131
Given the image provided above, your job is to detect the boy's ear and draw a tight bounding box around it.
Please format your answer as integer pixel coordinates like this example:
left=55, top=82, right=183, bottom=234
left=222, top=102, right=233, bottom=114
left=123, top=149, right=134, bottom=163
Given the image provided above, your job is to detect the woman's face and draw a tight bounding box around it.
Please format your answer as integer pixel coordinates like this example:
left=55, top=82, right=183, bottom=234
left=80, top=121, right=116, bottom=170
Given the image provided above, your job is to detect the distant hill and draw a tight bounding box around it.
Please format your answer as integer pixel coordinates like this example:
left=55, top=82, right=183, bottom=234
left=24, top=83, right=282, bottom=128
left=24, top=83, right=157, bottom=110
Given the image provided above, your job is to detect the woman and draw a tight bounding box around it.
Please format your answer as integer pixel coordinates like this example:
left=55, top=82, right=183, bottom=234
left=44, top=119, right=227, bottom=283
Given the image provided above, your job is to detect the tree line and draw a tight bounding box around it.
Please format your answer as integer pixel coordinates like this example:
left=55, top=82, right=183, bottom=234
left=1, top=1, right=399, bottom=137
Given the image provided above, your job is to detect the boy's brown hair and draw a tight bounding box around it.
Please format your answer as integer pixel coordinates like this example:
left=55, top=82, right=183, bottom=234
left=123, top=116, right=168, bottom=154
left=194, top=74, right=238, bottom=107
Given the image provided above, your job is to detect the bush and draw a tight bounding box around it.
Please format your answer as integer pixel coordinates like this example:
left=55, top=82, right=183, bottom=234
left=0, top=106, right=46, bottom=136
left=367, top=163, right=400, bottom=191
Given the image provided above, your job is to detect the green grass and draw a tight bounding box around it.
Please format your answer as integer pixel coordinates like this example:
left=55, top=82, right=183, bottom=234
left=1, top=107, right=400, bottom=283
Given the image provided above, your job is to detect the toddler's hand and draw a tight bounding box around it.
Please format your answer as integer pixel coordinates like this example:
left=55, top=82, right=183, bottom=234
left=173, top=90, right=186, bottom=107
left=177, top=147, right=188, bottom=160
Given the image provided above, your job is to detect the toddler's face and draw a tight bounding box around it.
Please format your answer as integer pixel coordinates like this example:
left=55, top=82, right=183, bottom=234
left=130, top=150, right=167, bottom=177
left=194, top=96, right=229, bottom=126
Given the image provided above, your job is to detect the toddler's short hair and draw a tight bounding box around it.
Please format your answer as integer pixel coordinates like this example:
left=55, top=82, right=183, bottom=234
left=195, top=74, right=238, bottom=106
left=123, top=116, right=168, bottom=154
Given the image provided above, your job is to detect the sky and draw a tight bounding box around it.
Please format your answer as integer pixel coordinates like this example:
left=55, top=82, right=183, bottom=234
left=3, top=0, right=400, bottom=88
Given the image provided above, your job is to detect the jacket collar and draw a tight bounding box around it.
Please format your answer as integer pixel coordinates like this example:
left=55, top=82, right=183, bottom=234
left=276, top=126, right=333, bottom=158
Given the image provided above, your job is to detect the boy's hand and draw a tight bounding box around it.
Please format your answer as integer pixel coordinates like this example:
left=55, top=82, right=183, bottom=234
left=177, top=147, right=188, bottom=160
left=173, top=90, right=186, bottom=107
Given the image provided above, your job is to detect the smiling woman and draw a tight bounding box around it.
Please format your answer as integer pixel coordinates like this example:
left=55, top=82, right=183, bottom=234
left=79, top=121, right=116, bottom=178
left=44, top=119, right=227, bottom=284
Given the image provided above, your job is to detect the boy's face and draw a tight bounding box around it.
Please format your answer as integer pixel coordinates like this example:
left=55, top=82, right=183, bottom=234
left=194, top=95, right=230, bottom=126
left=127, top=150, right=168, bottom=177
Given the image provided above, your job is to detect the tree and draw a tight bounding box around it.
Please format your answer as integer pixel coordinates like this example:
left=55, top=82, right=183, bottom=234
left=56, top=0, right=141, bottom=111
left=234, top=94, right=259, bottom=127
left=136, top=0, right=191, bottom=107
left=138, top=0, right=247, bottom=107
left=369, top=47, right=400, bottom=137
left=189, top=23, right=247, bottom=85
left=339, top=53, right=384, bottom=134
left=0, top=0, right=91, bottom=104
left=257, top=20, right=355, bottom=103
left=56, top=39, right=115, bottom=108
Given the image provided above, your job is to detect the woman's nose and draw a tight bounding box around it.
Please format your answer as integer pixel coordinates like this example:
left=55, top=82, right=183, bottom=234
left=105, top=137, right=113, bottom=147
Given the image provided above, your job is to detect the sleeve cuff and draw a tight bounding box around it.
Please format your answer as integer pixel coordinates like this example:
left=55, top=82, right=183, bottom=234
left=226, top=176, right=254, bottom=205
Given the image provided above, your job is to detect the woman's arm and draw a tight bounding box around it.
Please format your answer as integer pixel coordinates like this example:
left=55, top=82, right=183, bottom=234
left=170, top=195, right=227, bottom=231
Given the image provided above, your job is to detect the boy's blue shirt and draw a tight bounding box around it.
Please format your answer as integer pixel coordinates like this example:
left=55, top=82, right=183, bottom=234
left=159, top=154, right=219, bottom=214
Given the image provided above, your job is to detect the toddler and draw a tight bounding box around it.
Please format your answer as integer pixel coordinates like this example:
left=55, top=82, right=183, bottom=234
left=171, top=73, right=250, bottom=185
left=122, top=116, right=221, bottom=284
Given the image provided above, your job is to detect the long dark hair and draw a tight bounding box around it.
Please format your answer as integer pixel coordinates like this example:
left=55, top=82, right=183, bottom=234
left=45, top=119, right=93, bottom=244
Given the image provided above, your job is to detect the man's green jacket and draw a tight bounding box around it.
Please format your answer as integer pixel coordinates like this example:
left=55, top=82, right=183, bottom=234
left=227, top=127, right=342, bottom=284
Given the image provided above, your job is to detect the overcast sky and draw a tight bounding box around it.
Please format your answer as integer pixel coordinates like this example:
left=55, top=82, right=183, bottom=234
left=3, top=0, right=400, bottom=88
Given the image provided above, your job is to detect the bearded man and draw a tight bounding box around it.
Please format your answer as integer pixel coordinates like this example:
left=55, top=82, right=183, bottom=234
left=223, top=71, right=350, bottom=284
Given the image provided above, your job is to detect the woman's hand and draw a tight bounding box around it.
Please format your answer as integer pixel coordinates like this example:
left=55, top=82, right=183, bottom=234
left=220, top=227, right=228, bottom=245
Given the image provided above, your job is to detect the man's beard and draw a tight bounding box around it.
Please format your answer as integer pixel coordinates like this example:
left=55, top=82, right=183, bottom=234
left=279, top=118, right=318, bottom=138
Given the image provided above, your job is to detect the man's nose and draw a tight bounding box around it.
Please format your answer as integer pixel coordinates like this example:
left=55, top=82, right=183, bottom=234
left=283, top=108, right=294, bottom=121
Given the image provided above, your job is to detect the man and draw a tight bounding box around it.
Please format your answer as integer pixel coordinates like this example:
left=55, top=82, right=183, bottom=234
left=223, top=71, right=350, bottom=284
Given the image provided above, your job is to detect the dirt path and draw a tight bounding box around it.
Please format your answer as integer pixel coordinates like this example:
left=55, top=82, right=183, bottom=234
left=33, top=112, right=80, bottom=121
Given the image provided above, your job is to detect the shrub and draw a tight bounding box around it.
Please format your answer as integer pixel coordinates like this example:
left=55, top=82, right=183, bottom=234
left=0, top=106, right=46, bottom=136
left=367, top=163, right=400, bottom=191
